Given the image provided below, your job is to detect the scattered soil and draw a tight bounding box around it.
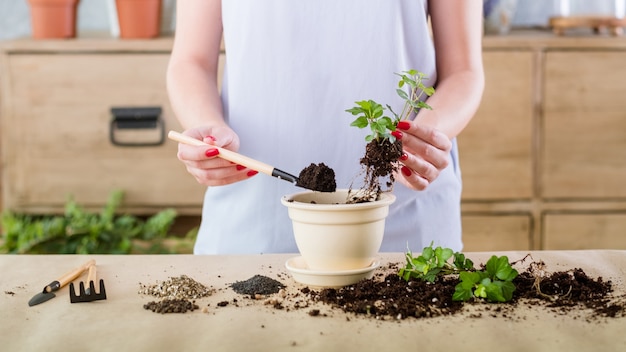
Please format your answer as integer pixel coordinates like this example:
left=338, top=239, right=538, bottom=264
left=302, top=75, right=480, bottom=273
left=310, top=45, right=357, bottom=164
left=303, top=261, right=626, bottom=321
left=138, top=260, right=625, bottom=322
left=296, top=163, right=337, bottom=193
left=349, top=138, right=402, bottom=203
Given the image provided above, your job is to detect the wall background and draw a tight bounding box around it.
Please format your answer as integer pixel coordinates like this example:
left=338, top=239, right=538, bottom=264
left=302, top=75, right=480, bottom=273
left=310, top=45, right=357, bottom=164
left=0, top=0, right=624, bottom=41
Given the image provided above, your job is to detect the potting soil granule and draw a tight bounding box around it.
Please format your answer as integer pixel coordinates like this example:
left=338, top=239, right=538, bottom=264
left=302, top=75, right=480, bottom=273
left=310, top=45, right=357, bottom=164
left=231, top=275, right=285, bottom=296
left=138, top=275, right=214, bottom=300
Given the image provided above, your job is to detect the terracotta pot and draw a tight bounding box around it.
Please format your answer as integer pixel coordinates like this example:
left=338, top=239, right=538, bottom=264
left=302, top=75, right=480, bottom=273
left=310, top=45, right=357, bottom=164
left=281, top=189, right=396, bottom=271
left=27, top=0, right=80, bottom=39
left=116, top=0, right=162, bottom=39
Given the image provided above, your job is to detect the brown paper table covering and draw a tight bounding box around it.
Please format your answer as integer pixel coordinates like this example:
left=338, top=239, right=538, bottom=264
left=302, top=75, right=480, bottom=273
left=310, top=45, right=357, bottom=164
left=1, top=251, right=625, bottom=351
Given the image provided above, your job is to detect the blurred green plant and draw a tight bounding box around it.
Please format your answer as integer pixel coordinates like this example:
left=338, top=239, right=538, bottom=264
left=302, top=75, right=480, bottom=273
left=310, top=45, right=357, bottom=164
left=0, top=190, right=196, bottom=254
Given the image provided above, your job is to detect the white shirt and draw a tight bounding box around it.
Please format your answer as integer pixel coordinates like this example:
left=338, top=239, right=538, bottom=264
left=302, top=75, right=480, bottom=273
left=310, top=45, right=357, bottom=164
left=194, top=0, right=463, bottom=254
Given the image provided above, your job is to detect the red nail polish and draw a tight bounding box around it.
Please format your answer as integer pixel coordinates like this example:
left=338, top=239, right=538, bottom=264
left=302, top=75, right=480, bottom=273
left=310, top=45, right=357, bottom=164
left=401, top=166, right=412, bottom=177
left=205, top=148, right=219, bottom=157
left=247, top=170, right=258, bottom=177
left=204, top=135, right=216, bottom=142
left=400, top=153, right=409, bottom=161
left=391, top=131, right=403, bottom=140
left=236, top=165, right=246, bottom=171
left=397, top=121, right=411, bottom=131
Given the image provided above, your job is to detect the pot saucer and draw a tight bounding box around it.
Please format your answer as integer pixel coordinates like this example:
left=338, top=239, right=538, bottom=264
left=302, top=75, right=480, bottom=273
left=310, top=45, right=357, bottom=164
left=285, top=256, right=380, bottom=288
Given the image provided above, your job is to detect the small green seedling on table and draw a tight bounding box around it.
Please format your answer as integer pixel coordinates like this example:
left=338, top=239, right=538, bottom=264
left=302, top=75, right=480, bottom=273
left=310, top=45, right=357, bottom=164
left=398, top=242, right=474, bottom=283
left=346, top=69, right=435, bottom=143
left=398, top=243, right=519, bottom=303
left=452, top=255, right=519, bottom=303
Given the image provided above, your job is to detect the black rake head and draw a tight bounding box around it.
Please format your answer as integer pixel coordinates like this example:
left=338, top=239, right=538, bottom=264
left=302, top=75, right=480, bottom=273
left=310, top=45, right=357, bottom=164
left=69, top=280, right=107, bottom=303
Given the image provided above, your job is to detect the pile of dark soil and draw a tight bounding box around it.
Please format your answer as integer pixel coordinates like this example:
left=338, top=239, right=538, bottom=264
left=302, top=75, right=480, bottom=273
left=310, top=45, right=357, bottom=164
left=296, top=163, right=336, bottom=193
left=304, top=262, right=625, bottom=321
left=231, top=274, right=285, bottom=296
left=143, top=299, right=199, bottom=314
left=350, top=138, right=402, bottom=203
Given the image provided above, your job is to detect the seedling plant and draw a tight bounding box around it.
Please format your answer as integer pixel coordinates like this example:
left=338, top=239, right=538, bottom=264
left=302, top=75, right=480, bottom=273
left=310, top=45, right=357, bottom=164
left=399, top=243, right=519, bottom=303
left=398, top=242, right=474, bottom=283
left=347, top=69, right=435, bottom=143
left=345, top=70, right=435, bottom=201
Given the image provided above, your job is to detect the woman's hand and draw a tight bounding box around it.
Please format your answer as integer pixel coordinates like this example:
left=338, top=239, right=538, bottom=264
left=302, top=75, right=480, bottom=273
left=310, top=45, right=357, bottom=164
left=393, top=120, right=452, bottom=190
left=176, top=125, right=258, bottom=186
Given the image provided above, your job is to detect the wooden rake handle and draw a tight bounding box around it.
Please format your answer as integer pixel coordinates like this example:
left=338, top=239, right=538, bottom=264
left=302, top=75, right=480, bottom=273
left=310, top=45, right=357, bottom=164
left=168, top=131, right=275, bottom=176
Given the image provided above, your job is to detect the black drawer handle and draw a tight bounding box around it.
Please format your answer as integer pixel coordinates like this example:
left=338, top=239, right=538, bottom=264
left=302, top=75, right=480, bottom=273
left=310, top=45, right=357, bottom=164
left=110, top=107, right=165, bottom=147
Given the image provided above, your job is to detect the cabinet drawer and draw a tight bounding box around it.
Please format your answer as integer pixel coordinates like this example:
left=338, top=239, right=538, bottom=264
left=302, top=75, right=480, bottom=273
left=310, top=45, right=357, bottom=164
left=543, top=212, right=626, bottom=250
left=543, top=51, right=626, bottom=199
left=458, top=51, right=534, bottom=200
left=461, top=213, right=531, bottom=251
left=2, top=54, right=205, bottom=213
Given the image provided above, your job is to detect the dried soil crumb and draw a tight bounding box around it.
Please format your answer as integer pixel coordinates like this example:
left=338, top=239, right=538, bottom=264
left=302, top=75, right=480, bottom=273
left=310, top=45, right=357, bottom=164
left=143, top=299, right=199, bottom=314
left=231, top=275, right=285, bottom=296
left=138, top=275, right=214, bottom=300
left=296, top=163, right=336, bottom=193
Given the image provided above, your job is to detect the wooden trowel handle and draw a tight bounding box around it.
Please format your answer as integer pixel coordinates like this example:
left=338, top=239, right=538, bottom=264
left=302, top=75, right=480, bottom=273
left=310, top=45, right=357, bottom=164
left=45, top=259, right=95, bottom=293
left=168, top=131, right=274, bottom=176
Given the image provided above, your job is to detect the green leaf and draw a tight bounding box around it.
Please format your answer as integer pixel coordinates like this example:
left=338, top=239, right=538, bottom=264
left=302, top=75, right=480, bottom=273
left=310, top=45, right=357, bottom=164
left=350, top=116, right=369, bottom=128
left=484, top=282, right=506, bottom=302
left=345, top=107, right=364, bottom=115
left=396, top=88, right=409, bottom=100
left=453, top=285, right=473, bottom=301
left=474, top=284, right=487, bottom=299
left=435, top=247, right=453, bottom=267
left=356, top=100, right=372, bottom=110
left=485, top=255, right=500, bottom=277
left=459, top=270, right=480, bottom=285
left=422, top=246, right=434, bottom=260
left=422, top=86, right=435, bottom=96
left=498, top=281, right=517, bottom=302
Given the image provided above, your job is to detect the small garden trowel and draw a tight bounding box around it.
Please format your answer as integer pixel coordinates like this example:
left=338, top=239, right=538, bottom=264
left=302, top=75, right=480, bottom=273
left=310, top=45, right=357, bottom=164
left=28, top=259, right=95, bottom=307
left=168, top=131, right=336, bottom=192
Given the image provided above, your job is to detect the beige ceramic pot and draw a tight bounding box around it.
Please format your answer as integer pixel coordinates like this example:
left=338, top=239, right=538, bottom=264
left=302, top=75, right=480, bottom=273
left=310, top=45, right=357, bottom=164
left=281, top=189, right=396, bottom=271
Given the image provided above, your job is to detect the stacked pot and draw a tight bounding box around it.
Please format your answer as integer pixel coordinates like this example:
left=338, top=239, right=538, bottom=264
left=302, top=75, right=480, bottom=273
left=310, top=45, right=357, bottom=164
left=27, top=0, right=163, bottom=39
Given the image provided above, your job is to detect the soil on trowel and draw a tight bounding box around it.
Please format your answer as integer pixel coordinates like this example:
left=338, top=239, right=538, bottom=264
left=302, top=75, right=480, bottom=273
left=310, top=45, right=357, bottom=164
left=348, top=138, right=403, bottom=203
left=296, top=163, right=336, bottom=193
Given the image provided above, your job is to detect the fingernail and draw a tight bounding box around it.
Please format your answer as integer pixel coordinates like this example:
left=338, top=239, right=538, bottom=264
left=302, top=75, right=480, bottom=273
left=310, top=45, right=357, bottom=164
left=400, top=153, right=409, bottom=161
left=236, top=165, right=246, bottom=171
left=247, top=170, right=258, bottom=177
left=397, top=121, right=411, bottom=131
left=204, top=135, right=216, bottom=142
left=391, top=131, right=403, bottom=140
left=401, top=166, right=412, bottom=177
left=205, top=148, right=219, bottom=157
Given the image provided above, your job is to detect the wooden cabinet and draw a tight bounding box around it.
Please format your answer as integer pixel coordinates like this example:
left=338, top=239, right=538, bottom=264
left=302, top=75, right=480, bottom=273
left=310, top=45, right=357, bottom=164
left=543, top=213, right=626, bottom=249
left=0, top=38, right=206, bottom=214
left=461, top=214, right=531, bottom=251
left=458, top=50, right=534, bottom=201
left=460, top=33, right=626, bottom=251
left=543, top=51, right=626, bottom=199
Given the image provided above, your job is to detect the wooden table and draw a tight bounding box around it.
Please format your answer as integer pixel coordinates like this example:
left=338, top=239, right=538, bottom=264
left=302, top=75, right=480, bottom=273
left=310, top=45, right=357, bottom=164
left=1, top=251, right=625, bottom=351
